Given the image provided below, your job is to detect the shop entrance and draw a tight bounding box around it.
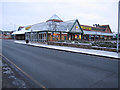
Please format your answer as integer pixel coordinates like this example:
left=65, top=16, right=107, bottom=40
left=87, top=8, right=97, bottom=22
left=68, top=33, right=82, bottom=40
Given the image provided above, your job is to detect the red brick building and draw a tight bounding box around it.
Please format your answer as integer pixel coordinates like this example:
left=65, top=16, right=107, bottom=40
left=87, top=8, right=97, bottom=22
left=81, top=24, right=113, bottom=41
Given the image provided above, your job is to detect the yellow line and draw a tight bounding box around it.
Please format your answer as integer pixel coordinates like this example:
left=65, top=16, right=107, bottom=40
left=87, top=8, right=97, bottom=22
left=2, top=54, right=47, bottom=89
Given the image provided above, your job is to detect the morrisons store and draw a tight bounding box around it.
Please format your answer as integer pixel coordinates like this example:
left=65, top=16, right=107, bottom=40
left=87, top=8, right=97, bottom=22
left=12, top=14, right=114, bottom=42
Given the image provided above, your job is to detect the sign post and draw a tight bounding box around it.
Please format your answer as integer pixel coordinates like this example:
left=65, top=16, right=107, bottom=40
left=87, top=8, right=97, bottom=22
left=117, top=0, right=120, bottom=53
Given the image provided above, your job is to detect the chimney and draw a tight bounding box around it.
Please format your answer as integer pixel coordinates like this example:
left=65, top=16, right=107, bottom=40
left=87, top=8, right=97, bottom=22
left=93, top=24, right=99, bottom=27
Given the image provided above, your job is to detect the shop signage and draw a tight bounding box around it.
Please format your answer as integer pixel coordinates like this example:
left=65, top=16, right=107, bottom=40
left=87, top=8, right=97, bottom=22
left=81, top=26, right=92, bottom=30
left=18, top=26, right=24, bottom=31
left=75, top=26, right=79, bottom=29
left=25, top=26, right=31, bottom=30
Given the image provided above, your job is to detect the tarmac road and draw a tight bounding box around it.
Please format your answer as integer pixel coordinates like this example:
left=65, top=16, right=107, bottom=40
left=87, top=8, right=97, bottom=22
left=2, top=40, right=118, bottom=88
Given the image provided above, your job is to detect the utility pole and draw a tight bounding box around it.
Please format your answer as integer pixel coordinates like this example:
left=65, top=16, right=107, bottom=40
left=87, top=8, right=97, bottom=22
left=117, top=0, right=120, bottom=53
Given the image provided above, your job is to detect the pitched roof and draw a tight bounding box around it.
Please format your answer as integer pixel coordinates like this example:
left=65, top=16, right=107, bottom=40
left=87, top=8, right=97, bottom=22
left=49, top=14, right=62, bottom=20
left=46, top=14, right=63, bottom=22
left=12, top=19, right=77, bottom=34
left=83, top=30, right=114, bottom=36
left=81, top=24, right=110, bottom=32
left=30, top=19, right=76, bottom=32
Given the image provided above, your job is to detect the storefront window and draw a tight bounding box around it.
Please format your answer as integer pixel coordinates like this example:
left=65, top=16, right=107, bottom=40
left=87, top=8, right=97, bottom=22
left=64, top=36, right=66, bottom=40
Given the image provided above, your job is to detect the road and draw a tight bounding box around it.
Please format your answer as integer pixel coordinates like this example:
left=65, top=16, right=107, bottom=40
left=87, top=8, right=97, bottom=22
left=2, top=40, right=118, bottom=88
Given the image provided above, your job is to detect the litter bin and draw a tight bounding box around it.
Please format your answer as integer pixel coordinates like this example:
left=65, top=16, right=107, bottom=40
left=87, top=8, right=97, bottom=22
left=26, top=40, right=29, bottom=44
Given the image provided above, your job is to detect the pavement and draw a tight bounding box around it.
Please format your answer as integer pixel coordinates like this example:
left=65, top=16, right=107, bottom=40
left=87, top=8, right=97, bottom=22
left=14, top=40, right=120, bottom=59
left=2, top=40, right=118, bottom=88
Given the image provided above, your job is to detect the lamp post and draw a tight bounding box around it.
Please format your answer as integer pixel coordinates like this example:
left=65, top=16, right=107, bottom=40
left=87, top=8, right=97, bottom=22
left=117, top=0, right=120, bottom=53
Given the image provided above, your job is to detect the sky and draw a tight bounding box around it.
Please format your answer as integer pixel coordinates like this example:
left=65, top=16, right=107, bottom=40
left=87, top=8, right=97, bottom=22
left=0, top=0, right=119, bottom=33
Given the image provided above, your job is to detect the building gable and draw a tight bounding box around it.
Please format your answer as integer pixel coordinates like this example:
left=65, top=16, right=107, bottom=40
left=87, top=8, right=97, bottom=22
left=70, top=19, right=83, bottom=33
left=105, top=25, right=112, bottom=33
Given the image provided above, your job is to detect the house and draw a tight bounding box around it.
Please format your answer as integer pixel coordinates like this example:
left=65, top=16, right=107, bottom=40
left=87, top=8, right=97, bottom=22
left=2, top=31, right=13, bottom=39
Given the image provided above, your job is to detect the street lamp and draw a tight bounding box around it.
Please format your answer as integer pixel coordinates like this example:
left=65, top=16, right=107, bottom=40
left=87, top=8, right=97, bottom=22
left=117, top=0, right=120, bottom=53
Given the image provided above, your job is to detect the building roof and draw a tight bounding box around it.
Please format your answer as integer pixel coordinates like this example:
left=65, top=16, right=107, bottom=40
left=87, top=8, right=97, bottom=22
left=12, top=28, right=31, bottom=34
left=46, top=14, right=63, bottom=22
left=81, top=24, right=113, bottom=36
left=12, top=19, right=77, bottom=34
left=81, top=24, right=112, bottom=33
left=12, top=15, right=113, bottom=36
left=83, top=30, right=113, bottom=36
left=30, top=19, right=76, bottom=32
left=49, top=14, right=62, bottom=20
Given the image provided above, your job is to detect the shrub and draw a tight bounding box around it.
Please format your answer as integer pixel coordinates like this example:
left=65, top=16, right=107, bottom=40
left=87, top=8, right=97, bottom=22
left=58, top=40, right=65, bottom=42
left=91, top=41, right=120, bottom=48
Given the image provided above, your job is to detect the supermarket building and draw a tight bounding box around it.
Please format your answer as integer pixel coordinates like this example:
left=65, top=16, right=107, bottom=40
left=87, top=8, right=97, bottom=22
left=12, top=14, right=114, bottom=42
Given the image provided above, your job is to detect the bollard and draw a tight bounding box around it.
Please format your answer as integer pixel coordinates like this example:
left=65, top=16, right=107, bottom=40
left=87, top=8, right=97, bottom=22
left=26, top=40, right=29, bottom=44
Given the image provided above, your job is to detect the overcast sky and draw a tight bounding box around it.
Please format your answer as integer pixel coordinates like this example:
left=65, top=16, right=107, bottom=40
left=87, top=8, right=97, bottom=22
left=0, top=0, right=119, bottom=32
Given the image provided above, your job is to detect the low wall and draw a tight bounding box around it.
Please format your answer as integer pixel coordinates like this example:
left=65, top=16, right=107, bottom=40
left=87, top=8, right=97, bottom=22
left=48, top=42, right=119, bottom=52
